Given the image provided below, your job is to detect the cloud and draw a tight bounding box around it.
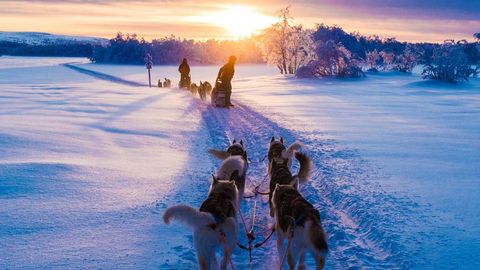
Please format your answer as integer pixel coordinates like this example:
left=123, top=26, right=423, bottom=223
left=0, top=0, right=479, bottom=42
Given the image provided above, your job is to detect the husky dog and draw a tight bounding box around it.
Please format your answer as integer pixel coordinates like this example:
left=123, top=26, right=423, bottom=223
left=211, top=141, right=248, bottom=202
left=163, top=174, right=239, bottom=270
left=198, top=81, right=211, bottom=101
left=158, top=79, right=163, bottom=88
left=208, top=139, right=248, bottom=162
left=163, top=78, right=172, bottom=88
left=190, top=83, right=199, bottom=95
left=272, top=183, right=328, bottom=270
left=268, top=137, right=303, bottom=173
left=268, top=151, right=312, bottom=217
left=201, top=81, right=213, bottom=95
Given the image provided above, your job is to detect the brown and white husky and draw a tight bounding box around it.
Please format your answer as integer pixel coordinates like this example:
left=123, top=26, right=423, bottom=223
left=268, top=137, right=303, bottom=173
left=209, top=140, right=248, bottom=201
left=268, top=151, right=312, bottom=217
left=208, top=139, right=248, bottom=162
left=163, top=173, right=239, bottom=270
left=272, top=183, right=328, bottom=270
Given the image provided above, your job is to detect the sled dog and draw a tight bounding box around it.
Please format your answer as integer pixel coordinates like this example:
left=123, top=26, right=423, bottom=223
left=190, top=83, right=199, bottom=94
left=208, top=139, right=248, bottom=162
left=268, top=151, right=312, bottom=217
left=198, top=81, right=212, bottom=101
left=268, top=137, right=303, bottom=173
left=163, top=174, right=239, bottom=270
left=272, top=183, right=328, bottom=270
left=209, top=140, right=248, bottom=200
left=163, top=78, right=172, bottom=88
left=201, top=81, right=212, bottom=94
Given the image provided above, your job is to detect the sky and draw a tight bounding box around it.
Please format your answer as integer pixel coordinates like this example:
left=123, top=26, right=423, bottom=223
left=0, top=0, right=479, bottom=43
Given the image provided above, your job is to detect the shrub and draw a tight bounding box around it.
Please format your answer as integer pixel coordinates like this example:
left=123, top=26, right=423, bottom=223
left=296, top=40, right=364, bottom=78
left=422, top=40, right=479, bottom=83
left=366, top=50, right=382, bottom=72
left=393, top=46, right=417, bottom=72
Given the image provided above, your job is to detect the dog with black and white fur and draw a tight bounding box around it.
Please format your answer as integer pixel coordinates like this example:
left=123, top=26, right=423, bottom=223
left=209, top=140, right=248, bottom=202
left=268, top=150, right=312, bottom=217
left=163, top=78, right=172, bottom=88
left=163, top=172, right=239, bottom=270
left=268, top=136, right=303, bottom=174
left=272, top=183, right=328, bottom=269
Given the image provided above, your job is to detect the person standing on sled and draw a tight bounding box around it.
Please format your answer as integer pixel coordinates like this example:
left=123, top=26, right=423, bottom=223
left=178, top=58, right=190, bottom=89
left=216, top=55, right=236, bottom=107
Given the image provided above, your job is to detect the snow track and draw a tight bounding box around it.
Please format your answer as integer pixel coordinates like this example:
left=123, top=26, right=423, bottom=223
left=195, top=101, right=416, bottom=269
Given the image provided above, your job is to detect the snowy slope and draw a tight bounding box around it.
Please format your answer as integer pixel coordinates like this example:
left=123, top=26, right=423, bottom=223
left=1, top=56, right=479, bottom=269
left=0, top=31, right=107, bottom=45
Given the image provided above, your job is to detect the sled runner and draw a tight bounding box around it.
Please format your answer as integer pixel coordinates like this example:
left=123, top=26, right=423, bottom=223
left=211, top=78, right=228, bottom=107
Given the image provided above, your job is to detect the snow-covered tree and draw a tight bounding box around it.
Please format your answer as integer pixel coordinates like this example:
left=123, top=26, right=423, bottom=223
left=474, top=33, right=480, bottom=40
left=366, top=49, right=382, bottom=72
left=393, top=45, right=417, bottom=72
left=422, top=40, right=479, bottom=83
left=259, top=7, right=315, bottom=74
left=296, top=40, right=364, bottom=78
left=379, top=50, right=395, bottom=70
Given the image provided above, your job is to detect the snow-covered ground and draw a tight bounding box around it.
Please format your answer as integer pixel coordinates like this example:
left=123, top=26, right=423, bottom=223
left=1, top=56, right=479, bottom=269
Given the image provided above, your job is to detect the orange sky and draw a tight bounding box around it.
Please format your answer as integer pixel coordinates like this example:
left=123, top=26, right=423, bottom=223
left=1, top=0, right=479, bottom=42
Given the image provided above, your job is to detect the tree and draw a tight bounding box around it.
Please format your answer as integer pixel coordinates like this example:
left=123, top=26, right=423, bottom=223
left=393, top=45, right=417, bottom=73
left=296, top=40, right=364, bottom=78
left=259, top=7, right=315, bottom=74
left=380, top=50, right=395, bottom=70
left=422, top=40, right=479, bottom=83
left=366, top=49, right=382, bottom=71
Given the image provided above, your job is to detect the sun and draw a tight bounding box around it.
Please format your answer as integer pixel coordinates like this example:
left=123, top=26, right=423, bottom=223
left=191, top=5, right=276, bottom=39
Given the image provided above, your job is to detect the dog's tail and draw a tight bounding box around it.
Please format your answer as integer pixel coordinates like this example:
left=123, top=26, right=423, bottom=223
left=216, top=156, right=247, bottom=180
left=163, top=205, right=215, bottom=229
left=306, top=219, right=328, bottom=255
left=208, top=149, right=230, bottom=160
left=294, top=152, right=312, bottom=184
left=282, top=141, right=303, bottom=159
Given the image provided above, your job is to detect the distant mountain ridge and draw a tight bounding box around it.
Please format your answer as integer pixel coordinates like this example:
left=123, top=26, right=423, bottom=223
left=0, top=31, right=108, bottom=46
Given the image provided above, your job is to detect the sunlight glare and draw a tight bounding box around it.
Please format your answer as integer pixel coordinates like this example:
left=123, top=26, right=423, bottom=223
left=190, top=5, right=276, bottom=39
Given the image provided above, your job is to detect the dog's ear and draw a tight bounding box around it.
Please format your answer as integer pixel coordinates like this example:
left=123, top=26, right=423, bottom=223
left=291, top=177, right=299, bottom=190
left=270, top=136, right=275, bottom=143
left=230, top=170, right=240, bottom=181
left=240, top=139, right=243, bottom=146
left=232, top=139, right=236, bottom=144
left=280, top=137, right=284, bottom=144
left=212, top=174, right=218, bottom=184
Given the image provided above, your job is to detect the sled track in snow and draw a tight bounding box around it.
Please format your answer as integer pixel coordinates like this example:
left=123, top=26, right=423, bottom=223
left=61, top=63, right=416, bottom=268
left=195, top=100, right=417, bottom=269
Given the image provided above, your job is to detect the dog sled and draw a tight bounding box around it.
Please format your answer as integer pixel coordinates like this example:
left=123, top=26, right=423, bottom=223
left=211, top=78, right=228, bottom=107
left=178, top=75, right=191, bottom=90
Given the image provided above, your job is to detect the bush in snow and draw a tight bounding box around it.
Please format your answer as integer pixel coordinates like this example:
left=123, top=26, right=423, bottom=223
left=366, top=50, right=382, bottom=72
left=422, top=40, right=479, bottom=83
left=393, top=45, right=417, bottom=73
left=379, top=51, right=395, bottom=70
left=296, top=40, right=364, bottom=78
